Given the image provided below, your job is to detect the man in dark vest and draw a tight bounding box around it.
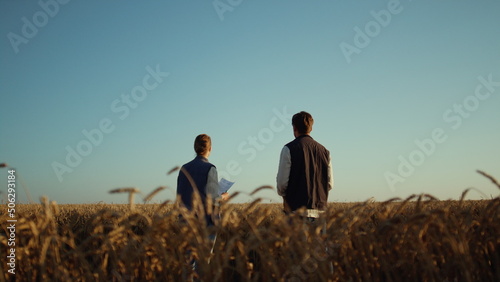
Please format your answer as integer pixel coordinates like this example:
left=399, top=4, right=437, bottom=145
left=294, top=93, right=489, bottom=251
left=177, top=134, right=229, bottom=278
left=177, top=134, right=227, bottom=226
left=277, top=111, right=333, bottom=218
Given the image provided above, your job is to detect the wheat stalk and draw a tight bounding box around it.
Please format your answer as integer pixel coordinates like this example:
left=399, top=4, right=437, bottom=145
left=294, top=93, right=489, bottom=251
left=109, top=188, right=140, bottom=210
left=3, top=180, right=500, bottom=281
left=477, top=170, right=500, bottom=189
left=143, top=186, right=167, bottom=203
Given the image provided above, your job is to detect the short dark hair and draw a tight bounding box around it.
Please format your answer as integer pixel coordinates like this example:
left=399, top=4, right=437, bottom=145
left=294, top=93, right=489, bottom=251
left=194, top=134, right=211, bottom=155
left=292, top=111, right=314, bottom=134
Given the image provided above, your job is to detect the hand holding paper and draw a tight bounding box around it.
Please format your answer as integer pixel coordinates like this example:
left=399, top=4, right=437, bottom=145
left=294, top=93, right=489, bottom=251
left=219, top=178, right=234, bottom=195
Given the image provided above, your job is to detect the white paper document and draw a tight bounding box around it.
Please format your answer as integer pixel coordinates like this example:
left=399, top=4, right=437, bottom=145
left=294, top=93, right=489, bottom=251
left=218, top=178, right=234, bottom=195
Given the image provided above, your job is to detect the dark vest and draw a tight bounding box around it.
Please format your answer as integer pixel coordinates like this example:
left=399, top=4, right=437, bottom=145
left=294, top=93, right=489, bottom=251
left=284, top=135, right=330, bottom=211
left=176, top=155, right=215, bottom=211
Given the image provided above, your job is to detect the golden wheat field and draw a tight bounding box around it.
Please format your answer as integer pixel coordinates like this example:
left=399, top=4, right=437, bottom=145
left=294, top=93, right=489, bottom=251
left=1, top=178, right=500, bottom=281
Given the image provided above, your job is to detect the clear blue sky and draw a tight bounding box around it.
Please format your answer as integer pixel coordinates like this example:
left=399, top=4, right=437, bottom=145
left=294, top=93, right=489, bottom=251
left=1, top=0, right=499, bottom=204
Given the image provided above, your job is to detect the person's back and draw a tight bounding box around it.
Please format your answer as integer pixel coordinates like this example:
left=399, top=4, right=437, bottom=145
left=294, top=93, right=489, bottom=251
left=176, top=134, right=219, bottom=225
left=176, top=134, right=228, bottom=277
left=277, top=111, right=333, bottom=215
left=177, top=155, right=215, bottom=211
left=284, top=135, right=330, bottom=211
